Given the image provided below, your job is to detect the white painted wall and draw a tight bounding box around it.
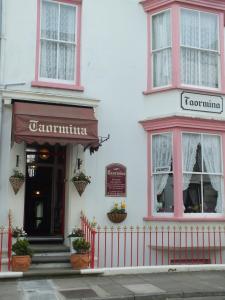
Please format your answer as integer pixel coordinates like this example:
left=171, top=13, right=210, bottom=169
left=0, top=0, right=225, bottom=233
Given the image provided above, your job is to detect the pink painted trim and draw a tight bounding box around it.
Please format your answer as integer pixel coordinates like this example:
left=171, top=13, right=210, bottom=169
left=147, top=133, right=152, bottom=217
left=146, top=13, right=152, bottom=91
left=143, top=216, right=225, bottom=222
left=222, top=133, right=225, bottom=214
left=219, top=12, right=225, bottom=93
left=144, top=86, right=223, bottom=95
left=76, top=3, right=82, bottom=87
left=34, top=0, right=41, bottom=82
left=140, top=116, right=225, bottom=133
left=173, top=129, right=183, bottom=218
left=171, top=4, right=180, bottom=88
left=32, top=0, right=83, bottom=90
left=31, top=80, right=84, bottom=91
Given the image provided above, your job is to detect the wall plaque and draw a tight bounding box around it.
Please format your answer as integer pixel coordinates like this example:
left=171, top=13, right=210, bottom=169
left=106, top=163, right=126, bottom=197
left=181, top=91, right=223, bottom=114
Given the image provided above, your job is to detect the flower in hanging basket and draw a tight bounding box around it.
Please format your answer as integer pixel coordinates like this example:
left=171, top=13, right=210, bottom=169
left=71, top=172, right=91, bottom=196
left=9, top=169, right=25, bottom=195
left=107, top=200, right=127, bottom=223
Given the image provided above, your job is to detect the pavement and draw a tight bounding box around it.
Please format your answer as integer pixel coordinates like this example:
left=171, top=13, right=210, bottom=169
left=0, top=270, right=225, bottom=300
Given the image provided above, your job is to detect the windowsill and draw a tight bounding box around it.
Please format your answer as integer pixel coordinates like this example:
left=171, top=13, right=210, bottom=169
left=143, top=216, right=225, bottom=222
left=143, top=85, right=224, bottom=96
left=31, top=80, right=84, bottom=91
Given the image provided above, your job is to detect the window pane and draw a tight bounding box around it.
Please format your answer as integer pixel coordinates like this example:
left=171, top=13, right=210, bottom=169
left=181, top=48, right=199, bottom=85
left=154, top=174, right=174, bottom=213
left=41, top=0, right=58, bottom=40
left=153, top=49, right=171, bottom=87
left=152, top=11, right=171, bottom=50
left=60, top=5, right=76, bottom=42
left=200, top=12, right=218, bottom=50
left=200, top=52, right=218, bottom=88
left=58, top=44, right=75, bottom=81
left=203, top=174, right=221, bottom=213
left=152, top=133, right=172, bottom=173
left=181, top=9, right=199, bottom=47
left=203, top=135, right=221, bottom=173
left=40, top=40, right=57, bottom=79
left=183, top=174, right=201, bottom=213
left=182, top=133, right=201, bottom=173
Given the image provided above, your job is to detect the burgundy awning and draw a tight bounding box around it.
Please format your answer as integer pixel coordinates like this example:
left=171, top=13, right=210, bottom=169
left=12, top=102, right=99, bottom=146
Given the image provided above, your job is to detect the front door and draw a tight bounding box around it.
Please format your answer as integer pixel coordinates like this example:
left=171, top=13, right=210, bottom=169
left=24, top=145, right=66, bottom=236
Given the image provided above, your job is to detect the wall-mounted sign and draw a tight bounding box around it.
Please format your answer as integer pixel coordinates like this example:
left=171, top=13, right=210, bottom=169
left=106, top=163, right=126, bottom=197
left=181, top=92, right=223, bottom=114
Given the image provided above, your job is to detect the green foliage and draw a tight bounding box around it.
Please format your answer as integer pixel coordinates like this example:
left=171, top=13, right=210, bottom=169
left=68, top=228, right=84, bottom=238
left=72, top=172, right=91, bottom=184
left=12, top=239, right=33, bottom=257
left=109, top=207, right=126, bottom=214
left=72, top=238, right=90, bottom=254
left=11, top=169, right=25, bottom=179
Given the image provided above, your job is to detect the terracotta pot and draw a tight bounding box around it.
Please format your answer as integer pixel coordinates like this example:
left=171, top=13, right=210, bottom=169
left=107, top=212, right=127, bottom=223
left=70, top=253, right=90, bottom=269
left=72, top=180, right=88, bottom=196
left=11, top=255, right=31, bottom=272
left=9, top=176, right=25, bottom=195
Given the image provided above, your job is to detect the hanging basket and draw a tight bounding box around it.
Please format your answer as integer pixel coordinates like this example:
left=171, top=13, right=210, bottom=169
left=9, top=176, right=25, bottom=195
left=107, top=212, right=127, bottom=223
left=73, top=180, right=88, bottom=196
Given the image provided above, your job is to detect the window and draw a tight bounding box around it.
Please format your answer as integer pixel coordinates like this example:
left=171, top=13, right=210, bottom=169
left=141, top=116, right=225, bottom=220
left=182, top=133, right=222, bottom=214
left=40, top=0, right=76, bottom=82
left=142, top=0, right=225, bottom=93
left=181, top=9, right=219, bottom=88
left=152, top=133, right=174, bottom=213
left=32, top=0, right=83, bottom=90
left=152, top=10, right=172, bottom=87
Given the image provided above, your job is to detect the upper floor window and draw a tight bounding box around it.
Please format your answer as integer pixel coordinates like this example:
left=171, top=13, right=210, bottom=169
left=32, top=0, right=83, bottom=91
left=181, top=9, right=219, bottom=88
left=40, top=0, right=76, bottom=82
left=152, top=10, right=171, bottom=88
left=143, top=0, right=225, bottom=94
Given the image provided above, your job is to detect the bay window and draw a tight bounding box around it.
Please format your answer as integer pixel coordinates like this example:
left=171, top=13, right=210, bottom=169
left=143, top=0, right=225, bottom=93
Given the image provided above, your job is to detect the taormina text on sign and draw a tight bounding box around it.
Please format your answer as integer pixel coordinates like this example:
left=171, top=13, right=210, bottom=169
left=28, top=120, right=88, bottom=136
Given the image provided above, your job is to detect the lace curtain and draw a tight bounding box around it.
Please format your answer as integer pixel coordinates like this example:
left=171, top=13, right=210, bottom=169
left=152, top=134, right=172, bottom=212
left=182, top=133, right=200, bottom=190
left=203, top=135, right=222, bottom=212
left=152, top=11, right=171, bottom=87
left=40, top=0, right=76, bottom=81
left=181, top=9, right=218, bottom=88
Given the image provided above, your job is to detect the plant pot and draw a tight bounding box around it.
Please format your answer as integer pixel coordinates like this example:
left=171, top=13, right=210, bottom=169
left=73, top=180, right=88, bottom=196
left=9, top=176, right=25, bottom=195
left=107, top=212, right=127, bottom=223
left=70, top=253, right=90, bottom=269
left=11, top=255, right=31, bottom=272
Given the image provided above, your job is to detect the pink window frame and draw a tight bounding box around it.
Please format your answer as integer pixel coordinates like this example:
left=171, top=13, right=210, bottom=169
left=140, top=115, right=225, bottom=222
left=142, top=1, right=225, bottom=95
left=31, top=0, right=84, bottom=91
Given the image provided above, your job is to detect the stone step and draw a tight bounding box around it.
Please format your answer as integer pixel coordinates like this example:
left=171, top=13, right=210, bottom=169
left=32, top=255, right=70, bottom=264
left=24, top=267, right=80, bottom=277
left=27, top=236, right=64, bottom=243
left=30, top=262, right=71, bottom=269
left=30, top=244, right=70, bottom=253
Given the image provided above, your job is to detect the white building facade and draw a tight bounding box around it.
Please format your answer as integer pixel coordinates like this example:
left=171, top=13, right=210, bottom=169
left=0, top=0, right=225, bottom=256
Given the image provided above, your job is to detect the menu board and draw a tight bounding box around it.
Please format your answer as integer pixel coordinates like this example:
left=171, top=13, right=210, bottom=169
left=105, top=163, right=126, bottom=197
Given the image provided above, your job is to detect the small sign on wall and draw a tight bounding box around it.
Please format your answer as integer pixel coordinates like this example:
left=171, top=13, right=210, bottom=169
left=105, top=163, right=126, bottom=197
left=181, top=91, right=223, bottom=114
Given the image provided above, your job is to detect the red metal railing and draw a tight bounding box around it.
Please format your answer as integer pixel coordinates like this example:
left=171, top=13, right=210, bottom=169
left=81, top=214, right=225, bottom=269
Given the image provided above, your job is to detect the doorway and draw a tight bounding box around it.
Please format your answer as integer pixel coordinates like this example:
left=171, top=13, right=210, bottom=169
left=24, top=144, right=66, bottom=236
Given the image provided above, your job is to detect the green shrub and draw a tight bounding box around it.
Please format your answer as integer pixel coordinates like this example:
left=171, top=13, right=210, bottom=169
left=12, top=239, right=33, bottom=257
left=72, top=238, right=90, bottom=254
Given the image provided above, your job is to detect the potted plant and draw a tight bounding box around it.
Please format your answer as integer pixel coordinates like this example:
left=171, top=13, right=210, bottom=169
left=70, top=238, right=90, bottom=269
left=9, top=169, right=25, bottom=195
left=107, top=200, right=127, bottom=223
left=68, top=227, right=84, bottom=253
left=12, top=227, right=27, bottom=244
left=11, top=239, right=33, bottom=272
left=71, top=171, right=91, bottom=196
